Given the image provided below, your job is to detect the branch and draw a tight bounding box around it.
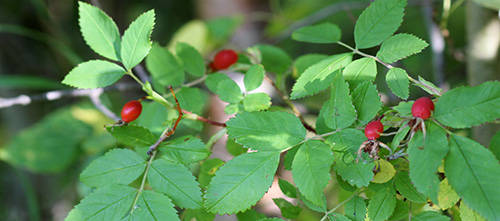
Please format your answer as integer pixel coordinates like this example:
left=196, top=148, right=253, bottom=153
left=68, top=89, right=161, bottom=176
left=88, top=89, right=120, bottom=121
left=182, top=110, right=227, bottom=127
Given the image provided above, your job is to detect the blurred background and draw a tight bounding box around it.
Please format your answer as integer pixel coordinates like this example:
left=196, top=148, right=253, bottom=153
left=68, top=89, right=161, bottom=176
left=0, top=0, right=499, bottom=220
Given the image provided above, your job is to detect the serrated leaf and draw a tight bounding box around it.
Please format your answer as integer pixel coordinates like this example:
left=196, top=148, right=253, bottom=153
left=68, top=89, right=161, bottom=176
left=408, top=121, right=449, bottom=203
left=291, top=22, right=341, bottom=44
left=244, top=64, right=265, bottom=91
left=256, top=44, right=292, bottom=74
left=278, top=179, right=297, bottom=198
left=134, top=102, right=167, bottom=135
left=198, top=158, right=225, bottom=189
left=437, top=178, right=459, bottom=210
left=160, top=136, right=210, bottom=165
left=326, top=128, right=365, bottom=155
left=490, top=130, right=500, bottom=160
left=367, top=186, right=397, bottom=221
left=121, top=9, right=155, bottom=70
left=392, top=101, right=413, bottom=117
left=354, top=0, right=407, bottom=49
left=343, top=57, right=377, bottom=88
left=78, top=2, right=120, bottom=61
left=412, top=211, right=450, bottom=221
left=320, top=72, right=357, bottom=129
left=226, top=111, right=306, bottom=151
left=124, top=191, right=179, bottom=221
left=205, top=151, right=280, bottom=214
left=345, top=196, right=367, bottom=221
left=416, top=76, right=442, bottom=96
left=372, top=159, right=396, bottom=183
left=65, top=184, right=136, bottom=220
left=205, top=73, right=242, bottom=103
left=148, top=158, right=202, bottom=209
left=62, top=60, right=126, bottom=89
left=352, top=82, right=382, bottom=125
left=460, top=202, right=486, bottom=221
left=394, top=171, right=426, bottom=203
left=236, top=209, right=267, bottom=221
left=167, top=20, right=208, bottom=53
left=386, top=68, right=409, bottom=99
left=334, top=153, right=375, bottom=188
left=388, top=199, right=410, bottom=220
left=327, top=213, right=351, bottom=221
left=292, top=140, right=333, bottom=206
left=175, top=42, right=205, bottom=77
left=273, top=198, right=301, bottom=219
left=445, top=134, right=500, bottom=221
left=291, top=53, right=352, bottom=99
left=391, top=126, right=410, bottom=150
left=293, top=54, right=328, bottom=77
left=80, top=149, right=145, bottom=187
left=182, top=209, right=215, bottom=221
left=434, top=81, right=500, bottom=128
left=243, top=93, right=271, bottom=112
left=376, top=33, right=428, bottom=63
left=174, top=87, right=208, bottom=115
left=106, top=125, right=156, bottom=147
left=299, top=191, right=327, bottom=212
left=226, top=138, right=247, bottom=157
left=145, top=43, right=185, bottom=87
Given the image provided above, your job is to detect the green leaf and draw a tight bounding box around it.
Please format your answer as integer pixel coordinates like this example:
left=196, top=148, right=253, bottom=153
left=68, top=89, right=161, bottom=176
left=490, top=130, right=500, bottom=160
left=206, top=16, right=242, bottom=43
left=120, top=9, right=155, bottom=70
left=299, top=191, right=327, bottom=213
left=460, top=202, right=486, bottom=221
left=385, top=68, right=409, bottom=99
left=244, top=64, right=265, bottom=91
left=175, top=42, right=205, bottom=77
left=437, top=178, right=459, bottom=210
left=182, top=209, right=215, bottom=221
left=0, top=74, right=63, bottom=90
left=174, top=87, right=208, bottom=115
left=124, top=191, right=179, bottom=221
left=445, top=134, right=500, bottom=221
left=472, top=0, right=500, bottom=10
left=413, top=211, right=450, bottom=221
left=391, top=126, right=410, bottom=150
left=3, top=108, right=92, bottom=173
left=326, top=128, right=365, bottom=155
left=167, top=20, right=208, bottom=53
left=394, top=171, right=426, bottom=203
left=376, top=33, right=428, bottom=63
left=205, top=151, right=280, bottom=214
left=354, top=0, right=407, bottom=49
left=278, top=179, right=298, bottom=198
left=408, top=121, right=449, bottom=203
left=205, top=73, right=242, bottom=103
left=62, top=60, right=126, bottom=89
left=320, top=72, right=357, bottom=129
left=345, top=196, right=367, bottom=221
left=134, top=102, right=167, bottom=135
left=226, top=111, right=306, bottom=151
left=434, top=81, right=500, bottom=128
left=65, top=184, right=136, bottom=220
left=80, top=149, right=145, bottom=187
left=291, top=53, right=352, bottom=99
left=78, top=2, right=120, bottom=61
left=342, top=57, right=377, bottom=88
left=106, top=125, right=156, bottom=147
left=367, top=186, right=397, bottom=221
left=198, top=158, right=225, bottom=189
left=392, top=100, right=413, bottom=117
left=334, top=153, right=375, bottom=188
left=293, top=54, right=328, bottom=77
left=148, top=158, right=202, bottom=209
left=416, top=76, right=443, bottom=96
left=145, top=43, right=185, bottom=87
left=372, top=159, right=396, bottom=184
left=291, top=23, right=341, bottom=44
left=292, top=140, right=333, bottom=206
left=352, top=82, right=382, bottom=125
left=226, top=138, right=247, bottom=157
left=327, top=213, right=351, bottom=221
left=272, top=198, right=301, bottom=219
left=160, top=136, right=210, bottom=165
left=243, top=93, right=271, bottom=112
left=256, top=44, right=292, bottom=74
left=236, top=209, right=267, bottom=221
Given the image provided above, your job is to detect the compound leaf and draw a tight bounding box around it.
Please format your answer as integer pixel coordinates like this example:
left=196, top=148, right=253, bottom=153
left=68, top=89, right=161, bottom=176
left=121, top=9, right=155, bottom=70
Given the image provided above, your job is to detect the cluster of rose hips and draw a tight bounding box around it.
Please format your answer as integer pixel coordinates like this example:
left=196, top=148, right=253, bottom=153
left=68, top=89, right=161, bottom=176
left=357, top=97, right=435, bottom=162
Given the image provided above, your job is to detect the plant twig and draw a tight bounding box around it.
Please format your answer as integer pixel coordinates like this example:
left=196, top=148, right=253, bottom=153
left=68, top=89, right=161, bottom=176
left=88, top=89, right=120, bottom=121
left=182, top=110, right=226, bottom=127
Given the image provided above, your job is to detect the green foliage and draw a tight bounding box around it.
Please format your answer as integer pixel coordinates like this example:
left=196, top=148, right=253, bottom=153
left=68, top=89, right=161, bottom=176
left=226, top=111, right=306, bottom=151
left=437, top=178, right=460, bottom=210
left=367, top=185, right=397, bottom=221
left=273, top=198, right=301, bottom=219
left=434, top=81, right=500, bottom=128
left=445, top=134, right=500, bottom=221
left=352, top=82, right=382, bottom=125
left=146, top=43, right=185, bottom=87
left=278, top=179, right=298, bottom=198
left=244, top=64, right=265, bottom=91
left=385, top=67, right=410, bottom=99
left=107, top=125, right=156, bottom=147
left=204, top=151, right=280, bottom=214
left=291, top=53, right=352, bottom=99
left=123, top=191, right=179, bottom=221
left=78, top=2, right=120, bottom=61
left=62, top=60, right=126, bottom=89
left=327, top=213, right=351, bottom=221
left=413, top=211, right=450, bottom=221
left=376, top=33, right=429, bottom=63
left=120, top=10, right=155, bottom=70
left=80, top=149, right=145, bottom=187
left=342, top=57, right=377, bottom=88
left=344, top=196, right=367, bottom=221
left=291, top=23, right=341, bottom=44
left=293, top=54, right=328, bottom=76
left=292, top=140, right=333, bottom=206
left=256, top=44, right=292, bottom=74
left=198, top=158, right=225, bottom=189
left=160, top=136, right=210, bottom=165
left=205, top=73, right=242, bottom=103
left=175, top=42, right=205, bottom=77
left=243, top=93, right=271, bottom=112
left=320, top=72, right=357, bottom=129
left=394, top=172, right=426, bottom=203
left=354, top=0, right=407, bottom=49
left=490, top=130, right=500, bottom=160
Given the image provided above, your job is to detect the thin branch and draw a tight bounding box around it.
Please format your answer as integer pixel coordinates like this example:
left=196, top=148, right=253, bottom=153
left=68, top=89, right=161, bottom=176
left=133, top=64, right=150, bottom=83
left=88, top=89, right=120, bottom=121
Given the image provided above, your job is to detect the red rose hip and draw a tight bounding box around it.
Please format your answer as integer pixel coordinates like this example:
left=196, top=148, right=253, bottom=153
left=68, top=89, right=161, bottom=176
left=412, top=97, right=434, bottom=120
left=365, top=120, right=384, bottom=140
left=212, top=49, right=238, bottom=70
left=121, top=100, right=142, bottom=123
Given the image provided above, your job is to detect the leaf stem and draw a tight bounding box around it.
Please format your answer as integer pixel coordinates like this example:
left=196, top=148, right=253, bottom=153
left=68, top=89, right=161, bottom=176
left=129, top=149, right=157, bottom=215
left=320, top=189, right=362, bottom=221
left=281, top=129, right=342, bottom=153
left=205, top=128, right=228, bottom=151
